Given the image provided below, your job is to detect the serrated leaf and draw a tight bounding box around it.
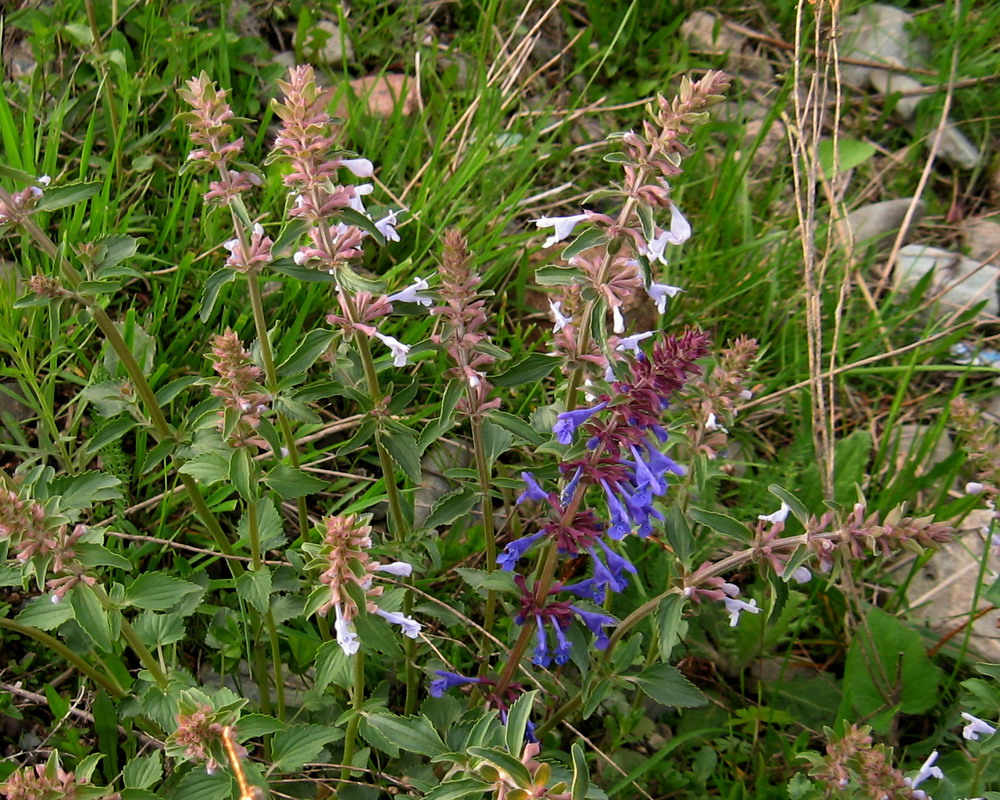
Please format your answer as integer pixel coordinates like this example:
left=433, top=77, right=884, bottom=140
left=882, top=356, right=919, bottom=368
left=484, top=410, right=545, bottom=445
left=657, top=594, right=686, bottom=662
left=229, top=448, right=253, bottom=500
left=362, top=712, right=445, bottom=757
left=380, top=430, right=422, bottom=484
left=468, top=747, right=532, bottom=788
left=70, top=585, right=113, bottom=651
left=123, top=751, right=162, bottom=790
left=199, top=269, right=237, bottom=323
left=481, top=420, right=513, bottom=466
left=534, top=265, right=586, bottom=286
left=94, top=235, right=140, bottom=271
left=424, top=488, right=479, bottom=530
left=688, top=507, right=751, bottom=543
left=631, top=664, right=707, bottom=708
left=172, top=766, right=234, bottom=800
left=178, top=452, right=230, bottom=485
left=154, top=376, right=199, bottom=406
left=125, top=573, right=203, bottom=612
left=766, top=485, right=811, bottom=526
left=422, top=779, right=491, bottom=800
left=49, top=471, right=122, bottom=510
left=235, top=714, right=286, bottom=740
left=236, top=567, right=272, bottom=614
left=263, top=464, right=326, bottom=499
left=455, top=567, right=519, bottom=595
left=271, top=724, right=344, bottom=771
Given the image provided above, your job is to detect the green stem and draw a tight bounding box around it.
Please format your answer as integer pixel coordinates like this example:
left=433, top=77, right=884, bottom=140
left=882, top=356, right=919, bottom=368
left=470, top=415, right=498, bottom=638
left=245, top=269, right=310, bottom=542
left=247, top=499, right=286, bottom=720
left=88, top=584, right=169, bottom=690
left=0, top=617, right=126, bottom=698
left=403, top=587, right=418, bottom=715
left=340, top=650, right=365, bottom=781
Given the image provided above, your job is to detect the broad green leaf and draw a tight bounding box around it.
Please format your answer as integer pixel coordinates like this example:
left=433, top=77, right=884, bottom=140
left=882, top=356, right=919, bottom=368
left=15, top=596, right=75, bottom=629
left=817, top=138, right=876, bottom=180
left=45, top=684, right=70, bottom=719
left=179, top=452, right=230, bottom=485
left=481, top=420, right=513, bottom=466
left=571, top=743, right=589, bottom=800
left=467, top=747, right=532, bottom=788
left=236, top=567, right=272, bottom=614
left=313, top=640, right=352, bottom=691
left=657, top=595, right=686, bottom=662
left=263, top=464, right=326, bottom=499
left=631, top=664, right=707, bottom=708
left=82, top=418, right=138, bottom=457
left=49, top=471, right=122, bottom=510
left=561, top=227, right=606, bottom=260
left=230, top=448, right=254, bottom=500
left=456, top=567, right=519, bottom=595
left=277, top=329, right=335, bottom=378
left=504, top=690, right=537, bottom=755
left=199, top=269, right=237, bottom=323
left=361, top=712, right=445, bottom=757
left=172, top=766, right=234, bottom=800
left=424, top=488, right=479, bottom=530
left=235, top=714, right=286, bottom=740
left=381, top=430, right=422, bottom=484
left=36, top=181, right=100, bottom=211
left=93, top=235, right=140, bottom=271
left=492, top=355, right=560, bottom=388
left=71, top=586, right=113, bottom=651
left=534, top=265, right=586, bottom=286
left=484, top=410, right=545, bottom=445
left=688, top=507, right=751, bottom=544
left=422, top=779, right=491, bottom=800
left=126, top=573, right=203, bottom=612
left=124, top=752, right=162, bottom=790
left=766, top=485, right=811, bottom=526
left=271, top=724, right=345, bottom=771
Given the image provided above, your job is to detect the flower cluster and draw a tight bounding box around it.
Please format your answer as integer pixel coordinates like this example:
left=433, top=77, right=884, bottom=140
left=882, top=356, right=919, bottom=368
left=178, top=72, right=262, bottom=205
left=431, top=229, right=501, bottom=418
left=169, top=704, right=229, bottom=773
left=0, top=756, right=87, bottom=800
left=207, top=328, right=271, bottom=446
left=304, top=513, right=419, bottom=654
left=429, top=670, right=539, bottom=742
left=0, top=174, right=49, bottom=228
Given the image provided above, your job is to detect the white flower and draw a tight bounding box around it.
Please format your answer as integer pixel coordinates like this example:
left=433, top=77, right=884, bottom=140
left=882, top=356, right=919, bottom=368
left=372, top=331, right=410, bottom=367
left=377, top=561, right=414, bottom=577
left=647, top=282, right=684, bottom=314
left=38, top=174, right=51, bottom=186
left=723, top=595, right=759, bottom=627
left=549, top=299, right=572, bottom=332
left=375, top=210, right=400, bottom=242
left=349, top=183, right=374, bottom=214
left=758, top=502, right=790, bottom=524
left=534, top=212, right=590, bottom=248
left=334, top=605, right=360, bottom=655
left=583, top=378, right=597, bottom=402
left=376, top=608, right=422, bottom=639
left=961, top=712, right=997, bottom=741
left=905, top=751, right=943, bottom=795
left=615, top=330, right=655, bottom=353
left=706, top=412, right=728, bottom=432
left=387, top=276, right=432, bottom=306
left=293, top=250, right=309, bottom=265
left=643, top=204, right=692, bottom=265
left=740, top=389, right=753, bottom=400
left=611, top=305, right=626, bottom=334
left=222, top=238, right=239, bottom=253
left=790, top=566, right=812, bottom=584
left=252, top=222, right=265, bottom=236
left=51, top=594, right=61, bottom=604
left=341, top=158, right=374, bottom=178
left=966, top=482, right=985, bottom=495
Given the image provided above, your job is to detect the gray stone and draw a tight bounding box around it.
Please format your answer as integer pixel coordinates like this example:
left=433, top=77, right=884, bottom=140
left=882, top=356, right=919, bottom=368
left=895, top=244, right=999, bottom=317
left=962, top=218, right=1000, bottom=264
left=681, top=11, right=774, bottom=82
left=906, top=510, right=1000, bottom=663
left=845, top=198, right=924, bottom=252
left=306, top=20, right=355, bottom=67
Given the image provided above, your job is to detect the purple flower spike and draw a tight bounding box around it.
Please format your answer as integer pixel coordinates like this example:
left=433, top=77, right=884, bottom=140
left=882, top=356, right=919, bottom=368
left=517, top=472, right=549, bottom=505
left=572, top=606, right=615, bottom=649
left=562, top=578, right=605, bottom=604
left=430, top=670, right=482, bottom=697
left=553, top=401, right=608, bottom=445
left=561, top=466, right=584, bottom=506
left=598, top=539, right=637, bottom=581
left=552, top=623, right=573, bottom=665
left=497, top=530, right=546, bottom=571
left=600, top=479, right=632, bottom=539
left=533, top=615, right=551, bottom=667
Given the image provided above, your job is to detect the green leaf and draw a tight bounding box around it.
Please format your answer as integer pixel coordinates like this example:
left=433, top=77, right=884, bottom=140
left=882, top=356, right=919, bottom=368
left=361, top=712, right=445, bottom=757
left=481, top=420, right=513, bottom=466
left=93, top=689, right=119, bottom=779
left=229, top=448, right=254, bottom=500
left=277, top=329, right=335, bottom=378
left=766, top=485, right=811, bottom=526
left=833, top=430, right=872, bottom=505
left=484, top=410, right=545, bottom=445
left=630, top=664, right=707, bottom=708
left=456, top=567, right=520, bottom=595
left=571, top=743, right=589, bottom=800
left=313, top=640, right=353, bottom=691
left=817, top=138, right=876, bottom=180
left=424, top=488, right=479, bottom=530
left=123, top=751, right=162, bottom=790
left=82, top=418, right=138, bottom=457
left=44, top=684, right=70, bottom=720
left=178, top=452, right=230, bottom=485
left=504, top=690, right=537, bottom=756
left=236, top=567, right=272, bottom=614
left=380, top=430, right=422, bottom=484
left=199, top=269, right=237, bottom=323
left=49, top=471, right=122, bottom=510
left=271, top=724, right=345, bottom=771
left=468, top=746, right=532, bottom=788
left=561, top=227, right=606, bottom=260
left=15, top=596, right=75, bottom=629
left=172, top=766, right=234, bottom=800
left=339, top=207, right=386, bottom=246
left=120, top=791, right=167, bottom=800
left=126, top=573, right=204, bottom=612
left=71, top=585, right=113, bottom=651
left=534, top=265, right=586, bottom=286
left=36, top=181, right=100, bottom=211
left=688, top=507, right=751, bottom=544
left=263, top=464, right=327, bottom=499
left=93, top=235, right=140, bottom=271
left=154, top=376, right=199, bottom=406
left=657, top=595, right=686, bottom=662
left=492, top=354, right=560, bottom=388
left=636, top=203, right=656, bottom=242
left=235, top=714, right=286, bottom=740
left=422, top=779, right=491, bottom=800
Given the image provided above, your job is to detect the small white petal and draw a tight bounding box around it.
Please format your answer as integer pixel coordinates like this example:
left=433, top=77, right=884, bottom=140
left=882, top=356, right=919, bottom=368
left=223, top=238, right=239, bottom=253
left=790, top=566, right=812, bottom=584
left=293, top=250, right=309, bottom=265
left=372, top=331, right=410, bottom=366
left=647, top=282, right=684, bottom=314
left=377, top=561, right=413, bottom=577
left=758, top=502, right=790, bottom=524
left=252, top=223, right=265, bottom=236
left=664, top=202, right=691, bottom=245
left=387, top=276, right=432, bottom=306
left=534, top=213, right=590, bottom=248
left=376, top=608, right=422, bottom=638
left=966, top=482, right=985, bottom=495
left=334, top=605, right=360, bottom=655
left=723, top=596, right=759, bottom=626
left=341, top=158, right=375, bottom=178
left=549, top=300, right=572, bottom=332
left=375, top=210, right=401, bottom=243
left=740, top=389, right=753, bottom=400
left=38, top=174, right=51, bottom=186
left=611, top=305, right=625, bottom=334
left=615, top=330, right=655, bottom=353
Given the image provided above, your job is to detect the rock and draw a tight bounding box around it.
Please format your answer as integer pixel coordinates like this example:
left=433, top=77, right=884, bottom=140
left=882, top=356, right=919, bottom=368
left=305, top=20, right=354, bottom=67
left=895, top=244, right=999, bottom=317
left=963, top=218, right=1000, bottom=263
left=887, top=423, right=954, bottom=493
left=681, top=11, right=774, bottom=82
left=841, top=3, right=982, bottom=169
left=337, top=74, right=419, bottom=118
left=414, top=440, right=472, bottom=528
left=906, top=510, right=1000, bottom=662
left=844, top=198, right=924, bottom=252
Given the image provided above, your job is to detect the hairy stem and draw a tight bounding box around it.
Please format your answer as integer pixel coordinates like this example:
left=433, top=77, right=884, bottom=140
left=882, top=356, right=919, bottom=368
left=470, top=415, right=498, bottom=637
left=88, top=583, right=168, bottom=691
left=341, top=649, right=366, bottom=781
